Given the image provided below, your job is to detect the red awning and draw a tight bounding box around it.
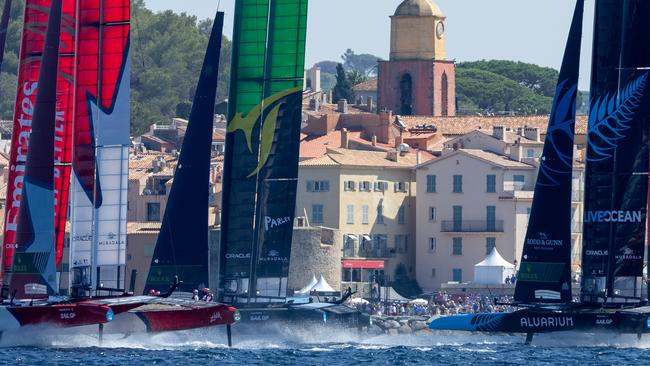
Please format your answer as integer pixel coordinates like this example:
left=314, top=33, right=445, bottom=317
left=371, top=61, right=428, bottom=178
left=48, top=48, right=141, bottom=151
left=342, top=260, right=385, bottom=269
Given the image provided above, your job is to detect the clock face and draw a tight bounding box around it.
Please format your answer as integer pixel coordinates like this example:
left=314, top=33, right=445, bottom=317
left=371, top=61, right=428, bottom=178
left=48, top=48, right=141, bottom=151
left=436, top=21, right=445, bottom=39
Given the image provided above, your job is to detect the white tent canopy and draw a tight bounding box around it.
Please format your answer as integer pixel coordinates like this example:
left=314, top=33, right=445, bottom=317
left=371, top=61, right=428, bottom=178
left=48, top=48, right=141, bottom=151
left=312, top=275, right=336, bottom=292
left=409, top=298, right=428, bottom=305
left=474, top=247, right=515, bottom=285
left=349, top=297, right=369, bottom=305
left=295, top=274, right=318, bottom=294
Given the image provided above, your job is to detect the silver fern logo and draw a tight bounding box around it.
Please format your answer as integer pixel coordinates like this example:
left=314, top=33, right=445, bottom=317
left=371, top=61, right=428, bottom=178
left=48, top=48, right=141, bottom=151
left=538, top=80, right=577, bottom=187
left=587, top=73, right=648, bottom=162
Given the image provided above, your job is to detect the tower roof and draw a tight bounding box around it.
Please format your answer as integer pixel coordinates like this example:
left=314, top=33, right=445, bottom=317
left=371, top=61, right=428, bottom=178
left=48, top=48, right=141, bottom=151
left=394, top=0, right=444, bottom=17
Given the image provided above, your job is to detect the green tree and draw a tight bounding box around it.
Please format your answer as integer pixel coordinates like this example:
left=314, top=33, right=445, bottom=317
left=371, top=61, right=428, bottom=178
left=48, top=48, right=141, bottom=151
left=456, top=67, right=553, bottom=115
left=458, top=60, right=559, bottom=97
left=129, top=0, right=232, bottom=134
left=346, top=70, right=368, bottom=88
left=341, top=49, right=382, bottom=77
left=332, top=63, right=354, bottom=103
left=313, top=60, right=338, bottom=74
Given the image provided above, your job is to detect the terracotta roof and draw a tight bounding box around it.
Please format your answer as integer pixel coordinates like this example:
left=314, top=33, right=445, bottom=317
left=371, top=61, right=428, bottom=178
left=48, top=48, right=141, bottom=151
left=353, top=79, right=378, bottom=92
left=420, top=149, right=534, bottom=169
left=400, top=115, right=589, bottom=136
left=300, top=147, right=428, bottom=169
left=129, top=152, right=177, bottom=170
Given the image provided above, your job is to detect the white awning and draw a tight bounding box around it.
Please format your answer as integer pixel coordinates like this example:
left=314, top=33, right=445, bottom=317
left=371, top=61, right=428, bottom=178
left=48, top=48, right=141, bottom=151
left=295, top=274, right=318, bottom=294
left=475, top=247, right=514, bottom=268
left=345, top=234, right=358, bottom=241
left=312, top=275, right=336, bottom=292
left=362, top=235, right=372, bottom=241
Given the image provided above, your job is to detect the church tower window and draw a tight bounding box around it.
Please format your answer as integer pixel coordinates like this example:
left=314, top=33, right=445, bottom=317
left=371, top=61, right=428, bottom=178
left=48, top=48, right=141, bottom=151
left=441, top=72, right=449, bottom=116
left=400, top=73, right=413, bottom=116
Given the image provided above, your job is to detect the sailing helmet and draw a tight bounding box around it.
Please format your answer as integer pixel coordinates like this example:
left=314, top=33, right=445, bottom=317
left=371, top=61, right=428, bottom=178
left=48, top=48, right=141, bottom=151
left=148, top=289, right=157, bottom=295
left=203, top=288, right=210, bottom=294
left=193, top=289, right=199, bottom=294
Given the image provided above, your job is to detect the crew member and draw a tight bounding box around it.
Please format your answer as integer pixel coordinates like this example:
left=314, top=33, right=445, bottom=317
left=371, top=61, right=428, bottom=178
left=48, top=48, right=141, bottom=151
left=202, top=288, right=214, bottom=302
left=192, top=289, right=200, bottom=301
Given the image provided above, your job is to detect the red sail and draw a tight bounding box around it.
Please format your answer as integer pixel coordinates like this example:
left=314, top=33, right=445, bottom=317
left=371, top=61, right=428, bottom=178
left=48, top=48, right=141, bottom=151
left=72, top=0, right=130, bottom=204
left=1, top=0, right=76, bottom=286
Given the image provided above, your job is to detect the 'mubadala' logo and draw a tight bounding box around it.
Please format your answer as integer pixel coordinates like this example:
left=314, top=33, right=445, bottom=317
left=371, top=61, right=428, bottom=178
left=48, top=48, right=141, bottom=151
left=584, top=210, right=642, bottom=223
left=520, top=316, right=573, bottom=328
left=265, top=216, right=291, bottom=231
left=260, top=250, right=288, bottom=262
left=614, top=247, right=642, bottom=261
left=526, top=232, right=562, bottom=247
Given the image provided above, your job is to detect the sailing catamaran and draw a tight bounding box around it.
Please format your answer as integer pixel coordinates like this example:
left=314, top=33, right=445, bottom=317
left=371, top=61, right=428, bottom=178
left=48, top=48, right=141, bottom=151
left=218, top=0, right=368, bottom=328
left=429, top=0, right=650, bottom=343
left=129, top=10, right=239, bottom=336
left=0, top=0, right=115, bottom=334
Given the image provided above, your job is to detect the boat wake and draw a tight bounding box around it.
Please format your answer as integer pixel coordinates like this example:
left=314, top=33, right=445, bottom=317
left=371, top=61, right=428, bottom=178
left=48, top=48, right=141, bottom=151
left=2, top=326, right=650, bottom=350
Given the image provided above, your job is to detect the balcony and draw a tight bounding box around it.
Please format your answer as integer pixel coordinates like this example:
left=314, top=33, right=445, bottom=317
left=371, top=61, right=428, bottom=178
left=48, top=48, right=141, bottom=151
left=344, top=246, right=396, bottom=259
left=440, top=220, right=504, bottom=232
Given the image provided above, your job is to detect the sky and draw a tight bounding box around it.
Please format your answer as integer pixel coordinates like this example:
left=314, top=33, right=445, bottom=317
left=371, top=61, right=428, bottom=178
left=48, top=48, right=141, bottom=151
left=145, top=0, right=595, bottom=89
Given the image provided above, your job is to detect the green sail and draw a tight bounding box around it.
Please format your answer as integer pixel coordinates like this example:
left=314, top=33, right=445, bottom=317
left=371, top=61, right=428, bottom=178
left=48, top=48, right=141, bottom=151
left=220, top=0, right=308, bottom=304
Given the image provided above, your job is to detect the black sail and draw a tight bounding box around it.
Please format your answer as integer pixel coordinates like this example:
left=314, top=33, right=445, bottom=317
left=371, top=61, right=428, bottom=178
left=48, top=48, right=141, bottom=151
left=3, top=0, right=61, bottom=298
left=219, top=0, right=308, bottom=304
left=144, top=12, right=224, bottom=293
left=581, top=0, right=650, bottom=304
left=514, top=0, right=583, bottom=304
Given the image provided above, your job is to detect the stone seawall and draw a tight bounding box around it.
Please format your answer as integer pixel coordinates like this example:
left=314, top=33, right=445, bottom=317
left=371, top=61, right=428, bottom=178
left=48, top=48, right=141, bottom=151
left=371, top=315, right=431, bottom=335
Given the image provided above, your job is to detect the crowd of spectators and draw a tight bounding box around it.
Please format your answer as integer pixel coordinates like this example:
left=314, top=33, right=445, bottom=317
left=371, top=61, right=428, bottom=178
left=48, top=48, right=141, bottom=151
left=351, top=292, right=516, bottom=317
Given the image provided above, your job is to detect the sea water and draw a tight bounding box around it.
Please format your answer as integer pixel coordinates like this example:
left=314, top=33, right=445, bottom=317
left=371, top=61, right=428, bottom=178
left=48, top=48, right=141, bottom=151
left=1, top=326, right=650, bottom=365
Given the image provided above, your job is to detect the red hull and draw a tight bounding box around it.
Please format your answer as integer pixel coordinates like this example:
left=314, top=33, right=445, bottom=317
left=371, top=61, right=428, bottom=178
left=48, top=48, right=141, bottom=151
left=132, top=301, right=238, bottom=333
left=5, top=302, right=112, bottom=328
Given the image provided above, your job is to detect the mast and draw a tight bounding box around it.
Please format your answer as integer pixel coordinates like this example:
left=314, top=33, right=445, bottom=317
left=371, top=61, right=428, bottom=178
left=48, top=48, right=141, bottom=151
left=144, top=11, right=224, bottom=294
left=219, top=0, right=308, bottom=304
left=581, top=0, right=650, bottom=305
left=69, top=0, right=130, bottom=297
left=3, top=0, right=62, bottom=298
left=513, top=0, right=584, bottom=304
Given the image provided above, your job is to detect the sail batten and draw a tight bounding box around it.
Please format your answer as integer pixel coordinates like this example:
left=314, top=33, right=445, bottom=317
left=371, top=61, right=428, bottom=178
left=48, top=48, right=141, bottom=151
left=514, top=0, right=584, bottom=304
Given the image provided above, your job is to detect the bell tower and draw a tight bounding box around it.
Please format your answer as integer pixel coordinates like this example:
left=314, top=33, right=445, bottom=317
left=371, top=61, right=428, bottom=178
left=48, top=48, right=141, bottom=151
left=378, top=0, right=456, bottom=116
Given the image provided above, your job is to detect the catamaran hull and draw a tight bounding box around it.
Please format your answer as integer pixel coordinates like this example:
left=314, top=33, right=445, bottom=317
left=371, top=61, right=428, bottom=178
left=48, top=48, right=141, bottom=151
left=133, top=303, right=238, bottom=332
left=235, top=304, right=371, bottom=329
left=0, top=303, right=113, bottom=332
left=429, top=307, right=650, bottom=334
